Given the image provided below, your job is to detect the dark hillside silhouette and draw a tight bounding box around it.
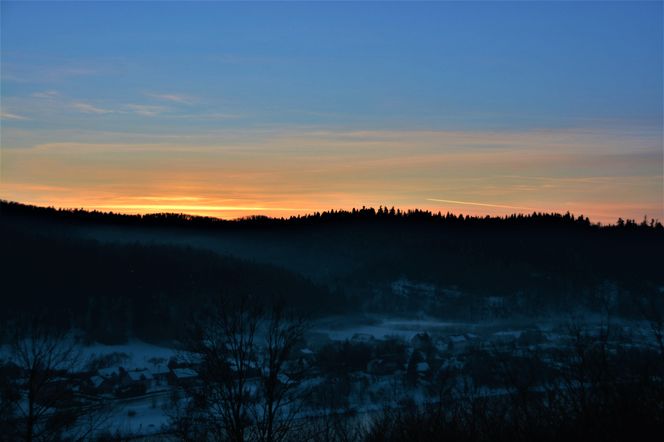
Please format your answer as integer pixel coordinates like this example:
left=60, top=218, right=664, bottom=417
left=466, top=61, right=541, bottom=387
left=0, top=223, right=333, bottom=344
left=1, top=200, right=663, bottom=340
left=2, top=199, right=661, bottom=231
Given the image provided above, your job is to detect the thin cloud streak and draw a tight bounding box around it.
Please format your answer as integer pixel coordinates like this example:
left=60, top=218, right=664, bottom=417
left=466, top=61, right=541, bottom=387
left=426, top=198, right=535, bottom=211
left=31, top=90, right=60, bottom=99
left=130, top=196, right=205, bottom=202
left=71, top=102, right=113, bottom=114
left=145, top=93, right=196, bottom=105
left=124, top=104, right=168, bottom=117
left=88, top=204, right=312, bottom=212
left=0, top=111, right=30, bottom=121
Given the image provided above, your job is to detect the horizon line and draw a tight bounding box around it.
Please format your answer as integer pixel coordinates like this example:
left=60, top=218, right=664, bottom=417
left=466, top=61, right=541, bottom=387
left=1, top=198, right=659, bottom=227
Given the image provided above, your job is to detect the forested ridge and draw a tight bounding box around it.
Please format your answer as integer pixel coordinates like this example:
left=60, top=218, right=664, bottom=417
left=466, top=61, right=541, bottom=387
left=1, top=200, right=662, bottom=342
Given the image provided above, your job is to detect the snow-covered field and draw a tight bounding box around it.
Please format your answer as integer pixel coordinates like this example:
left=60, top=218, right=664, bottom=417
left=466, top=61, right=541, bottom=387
left=313, top=315, right=472, bottom=341
left=99, top=391, right=173, bottom=437
left=310, top=314, right=654, bottom=345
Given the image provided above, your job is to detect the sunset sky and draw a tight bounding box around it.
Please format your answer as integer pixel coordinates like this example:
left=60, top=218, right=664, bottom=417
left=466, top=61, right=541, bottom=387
left=1, top=1, right=662, bottom=223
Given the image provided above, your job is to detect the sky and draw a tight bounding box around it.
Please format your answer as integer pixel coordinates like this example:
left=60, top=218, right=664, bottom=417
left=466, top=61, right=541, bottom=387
left=1, top=1, right=662, bottom=223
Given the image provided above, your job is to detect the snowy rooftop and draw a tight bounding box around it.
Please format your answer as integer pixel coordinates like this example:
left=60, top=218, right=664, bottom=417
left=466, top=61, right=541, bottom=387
left=172, top=368, right=197, bottom=379
left=126, top=370, right=149, bottom=382
left=98, top=367, right=118, bottom=378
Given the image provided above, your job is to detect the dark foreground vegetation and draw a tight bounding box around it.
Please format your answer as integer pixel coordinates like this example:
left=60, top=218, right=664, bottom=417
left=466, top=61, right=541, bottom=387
left=1, top=299, right=663, bottom=441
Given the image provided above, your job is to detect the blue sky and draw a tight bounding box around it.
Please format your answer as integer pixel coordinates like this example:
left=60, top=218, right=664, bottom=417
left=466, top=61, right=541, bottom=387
left=1, top=1, right=662, bottom=222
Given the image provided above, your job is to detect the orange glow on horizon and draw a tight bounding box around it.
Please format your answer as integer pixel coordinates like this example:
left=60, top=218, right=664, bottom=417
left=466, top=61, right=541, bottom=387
left=86, top=204, right=314, bottom=213
left=1, top=128, right=661, bottom=225
left=4, top=195, right=657, bottom=225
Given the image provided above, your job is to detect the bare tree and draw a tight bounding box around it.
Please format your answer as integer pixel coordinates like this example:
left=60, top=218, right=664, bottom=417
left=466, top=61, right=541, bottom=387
left=2, top=315, right=109, bottom=442
left=185, top=295, right=261, bottom=442
left=175, top=296, right=308, bottom=442
left=296, top=409, right=366, bottom=442
left=0, top=357, right=22, bottom=440
left=253, top=303, right=307, bottom=442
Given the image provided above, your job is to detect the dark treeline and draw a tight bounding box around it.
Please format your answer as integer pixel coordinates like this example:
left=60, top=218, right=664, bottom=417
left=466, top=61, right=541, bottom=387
left=1, top=199, right=662, bottom=231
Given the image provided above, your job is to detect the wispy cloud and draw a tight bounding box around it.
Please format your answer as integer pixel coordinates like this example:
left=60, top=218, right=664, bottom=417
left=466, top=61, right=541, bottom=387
left=71, top=102, right=113, bottom=114
left=31, top=90, right=60, bottom=99
left=170, top=112, right=242, bottom=120
left=2, top=61, right=102, bottom=83
left=145, top=92, right=196, bottom=105
left=125, top=104, right=168, bottom=117
left=0, top=111, right=30, bottom=121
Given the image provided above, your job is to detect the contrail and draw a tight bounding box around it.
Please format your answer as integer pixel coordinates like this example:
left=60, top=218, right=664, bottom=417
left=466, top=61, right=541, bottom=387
left=426, top=198, right=534, bottom=211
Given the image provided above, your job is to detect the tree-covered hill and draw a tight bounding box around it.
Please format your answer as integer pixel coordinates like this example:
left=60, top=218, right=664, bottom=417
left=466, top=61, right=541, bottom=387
left=0, top=223, right=335, bottom=344
left=1, top=200, right=662, bottom=336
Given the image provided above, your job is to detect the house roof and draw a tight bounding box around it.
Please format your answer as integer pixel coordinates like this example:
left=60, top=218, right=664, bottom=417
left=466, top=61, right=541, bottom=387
left=97, top=367, right=117, bottom=378
left=448, top=335, right=467, bottom=343
left=90, top=375, right=105, bottom=388
left=126, top=371, right=147, bottom=382
left=172, top=368, right=197, bottom=379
